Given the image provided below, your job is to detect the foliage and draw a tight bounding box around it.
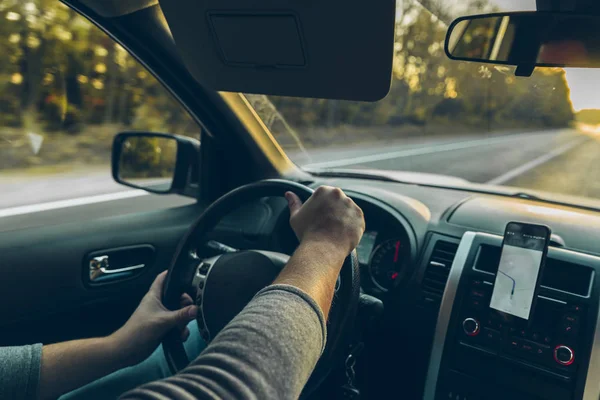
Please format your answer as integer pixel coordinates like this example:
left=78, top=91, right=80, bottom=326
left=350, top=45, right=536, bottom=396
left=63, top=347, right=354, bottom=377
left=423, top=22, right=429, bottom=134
left=250, top=0, right=575, bottom=150
left=0, top=0, right=199, bottom=170
left=576, top=109, right=600, bottom=125
left=119, top=136, right=177, bottom=180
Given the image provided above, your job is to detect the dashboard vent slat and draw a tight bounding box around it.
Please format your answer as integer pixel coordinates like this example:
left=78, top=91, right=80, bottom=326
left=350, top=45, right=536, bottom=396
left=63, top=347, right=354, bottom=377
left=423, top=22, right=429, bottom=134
left=421, top=240, right=458, bottom=305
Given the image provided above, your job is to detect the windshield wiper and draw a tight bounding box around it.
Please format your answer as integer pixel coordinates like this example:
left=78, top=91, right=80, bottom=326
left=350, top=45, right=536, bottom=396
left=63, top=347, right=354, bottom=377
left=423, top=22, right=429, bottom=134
left=511, top=192, right=542, bottom=200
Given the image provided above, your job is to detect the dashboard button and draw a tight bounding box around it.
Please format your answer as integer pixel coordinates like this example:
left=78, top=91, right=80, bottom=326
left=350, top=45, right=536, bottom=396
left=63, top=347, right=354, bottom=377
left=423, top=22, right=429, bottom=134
left=508, top=338, right=521, bottom=351
left=563, top=314, right=578, bottom=324
left=554, top=345, right=575, bottom=366
left=486, top=317, right=503, bottom=330
left=462, top=318, right=480, bottom=336
left=482, top=328, right=501, bottom=345
left=518, top=328, right=527, bottom=338
left=532, top=343, right=550, bottom=358
left=199, top=262, right=210, bottom=275
left=520, top=341, right=534, bottom=354
left=569, top=305, right=582, bottom=313
left=468, top=298, right=484, bottom=310
left=561, top=322, right=579, bottom=336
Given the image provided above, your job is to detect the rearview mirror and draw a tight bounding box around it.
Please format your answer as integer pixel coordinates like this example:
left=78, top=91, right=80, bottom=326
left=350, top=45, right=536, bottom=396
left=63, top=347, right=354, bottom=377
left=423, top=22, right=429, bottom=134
left=446, top=12, right=600, bottom=70
left=112, top=132, right=200, bottom=195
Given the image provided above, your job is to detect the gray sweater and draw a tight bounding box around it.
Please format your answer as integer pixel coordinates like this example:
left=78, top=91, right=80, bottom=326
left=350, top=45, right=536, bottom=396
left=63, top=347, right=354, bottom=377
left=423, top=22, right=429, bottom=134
left=0, top=285, right=326, bottom=400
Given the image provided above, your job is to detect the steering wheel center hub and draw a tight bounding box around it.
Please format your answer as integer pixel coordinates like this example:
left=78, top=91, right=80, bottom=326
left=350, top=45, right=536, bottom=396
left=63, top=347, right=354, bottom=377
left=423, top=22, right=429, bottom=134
left=195, top=250, right=289, bottom=341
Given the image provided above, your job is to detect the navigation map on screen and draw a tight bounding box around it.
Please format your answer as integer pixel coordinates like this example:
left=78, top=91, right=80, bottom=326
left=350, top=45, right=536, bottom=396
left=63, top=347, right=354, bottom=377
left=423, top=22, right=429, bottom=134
left=489, top=224, right=547, bottom=320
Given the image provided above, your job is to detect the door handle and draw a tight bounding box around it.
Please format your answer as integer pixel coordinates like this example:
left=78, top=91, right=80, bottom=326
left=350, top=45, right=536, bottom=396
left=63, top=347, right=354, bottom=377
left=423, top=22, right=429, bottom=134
left=89, top=255, right=145, bottom=282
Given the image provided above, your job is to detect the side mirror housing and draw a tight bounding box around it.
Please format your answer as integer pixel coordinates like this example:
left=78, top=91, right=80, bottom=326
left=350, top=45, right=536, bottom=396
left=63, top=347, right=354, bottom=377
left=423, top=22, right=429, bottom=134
left=111, top=132, right=200, bottom=196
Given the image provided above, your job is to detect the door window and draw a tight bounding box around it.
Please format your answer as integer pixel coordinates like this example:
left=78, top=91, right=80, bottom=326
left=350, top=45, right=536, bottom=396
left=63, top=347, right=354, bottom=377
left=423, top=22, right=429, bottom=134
left=0, top=1, right=199, bottom=214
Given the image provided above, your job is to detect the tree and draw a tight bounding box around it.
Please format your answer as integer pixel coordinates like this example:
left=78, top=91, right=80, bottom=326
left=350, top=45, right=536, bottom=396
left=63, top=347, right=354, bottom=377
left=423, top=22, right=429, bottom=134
left=258, top=0, right=574, bottom=146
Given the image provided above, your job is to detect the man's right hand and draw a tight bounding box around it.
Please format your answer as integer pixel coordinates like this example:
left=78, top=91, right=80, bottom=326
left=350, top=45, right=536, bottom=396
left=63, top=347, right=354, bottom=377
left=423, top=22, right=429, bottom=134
left=277, top=186, right=365, bottom=318
left=285, top=186, right=365, bottom=257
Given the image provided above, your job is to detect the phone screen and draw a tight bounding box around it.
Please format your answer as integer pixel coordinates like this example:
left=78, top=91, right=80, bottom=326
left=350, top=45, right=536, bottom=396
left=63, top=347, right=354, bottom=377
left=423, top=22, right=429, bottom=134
left=489, top=222, right=550, bottom=321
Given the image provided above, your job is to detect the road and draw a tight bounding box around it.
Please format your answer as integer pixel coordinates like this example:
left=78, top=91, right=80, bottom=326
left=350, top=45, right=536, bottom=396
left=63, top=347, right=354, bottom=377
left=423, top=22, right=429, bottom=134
left=0, top=128, right=598, bottom=217
left=294, top=128, right=598, bottom=198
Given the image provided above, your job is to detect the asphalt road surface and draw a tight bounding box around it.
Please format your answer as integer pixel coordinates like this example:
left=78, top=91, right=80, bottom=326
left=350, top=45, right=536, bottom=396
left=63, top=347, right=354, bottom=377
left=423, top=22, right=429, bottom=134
left=0, top=128, right=597, bottom=217
left=295, top=128, right=597, bottom=198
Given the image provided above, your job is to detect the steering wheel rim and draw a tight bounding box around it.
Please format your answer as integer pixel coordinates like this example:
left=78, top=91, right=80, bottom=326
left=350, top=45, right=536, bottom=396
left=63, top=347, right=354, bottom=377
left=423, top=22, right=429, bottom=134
left=161, top=179, right=360, bottom=393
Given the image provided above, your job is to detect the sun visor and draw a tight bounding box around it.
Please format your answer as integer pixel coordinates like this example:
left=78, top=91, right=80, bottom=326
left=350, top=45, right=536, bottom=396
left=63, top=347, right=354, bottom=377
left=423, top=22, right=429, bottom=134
left=158, top=0, right=395, bottom=101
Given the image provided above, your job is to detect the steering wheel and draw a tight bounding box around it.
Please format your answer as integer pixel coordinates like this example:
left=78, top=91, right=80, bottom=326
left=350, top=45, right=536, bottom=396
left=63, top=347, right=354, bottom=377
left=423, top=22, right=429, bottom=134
left=161, top=179, right=360, bottom=393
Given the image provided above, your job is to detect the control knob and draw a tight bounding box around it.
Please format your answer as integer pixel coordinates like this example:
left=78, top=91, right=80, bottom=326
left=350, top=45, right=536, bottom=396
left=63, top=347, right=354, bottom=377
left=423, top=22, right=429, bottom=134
left=462, top=317, right=480, bottom=336
left=554, top=345, right=574, bottom=366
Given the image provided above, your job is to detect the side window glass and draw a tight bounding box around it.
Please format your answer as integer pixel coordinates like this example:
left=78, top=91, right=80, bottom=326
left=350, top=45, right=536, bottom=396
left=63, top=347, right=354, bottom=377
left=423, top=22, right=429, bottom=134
left=0, top=2, right=199, bottom=212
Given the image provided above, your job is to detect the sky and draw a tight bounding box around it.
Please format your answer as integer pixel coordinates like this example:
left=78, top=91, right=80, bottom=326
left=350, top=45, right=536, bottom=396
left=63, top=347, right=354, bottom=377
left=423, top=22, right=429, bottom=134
left=564, top=70, right=600, bottom=111
left=493, top=0, right=535, bottom=11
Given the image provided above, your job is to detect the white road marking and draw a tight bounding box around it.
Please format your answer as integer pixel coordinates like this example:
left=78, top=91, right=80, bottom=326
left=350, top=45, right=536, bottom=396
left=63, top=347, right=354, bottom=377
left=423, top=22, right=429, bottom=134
left=486, top=137, right=588, bottom=185
left=0, top=190, right=148, bottom=218
left=302, top=131, right=563, bottom=169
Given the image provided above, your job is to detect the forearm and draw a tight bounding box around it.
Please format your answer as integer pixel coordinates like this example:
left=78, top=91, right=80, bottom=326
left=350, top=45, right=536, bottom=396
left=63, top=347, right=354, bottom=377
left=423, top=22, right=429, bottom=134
left=120, top=285, right=325, bottom=400
left=39, top=336, right=127, bottom=400
left=274, top=239, right=347, bottom=318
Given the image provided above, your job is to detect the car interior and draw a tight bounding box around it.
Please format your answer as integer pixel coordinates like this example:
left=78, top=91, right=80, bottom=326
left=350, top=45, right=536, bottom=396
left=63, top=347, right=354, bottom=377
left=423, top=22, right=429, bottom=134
left=3, top=0, right=600, bottom=399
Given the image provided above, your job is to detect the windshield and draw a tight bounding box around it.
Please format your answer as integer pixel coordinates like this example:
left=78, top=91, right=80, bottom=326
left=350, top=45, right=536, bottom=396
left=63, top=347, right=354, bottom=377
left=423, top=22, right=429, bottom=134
left=245, top=0, right=600, bottom=205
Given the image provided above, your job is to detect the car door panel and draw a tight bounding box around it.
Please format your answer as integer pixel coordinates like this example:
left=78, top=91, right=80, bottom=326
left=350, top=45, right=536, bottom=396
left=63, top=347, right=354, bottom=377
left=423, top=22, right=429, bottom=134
left=0, top=200, right=204, bottom=346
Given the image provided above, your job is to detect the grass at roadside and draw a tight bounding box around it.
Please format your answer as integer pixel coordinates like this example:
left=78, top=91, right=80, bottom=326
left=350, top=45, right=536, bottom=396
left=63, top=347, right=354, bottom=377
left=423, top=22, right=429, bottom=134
left=0, top=125, right=119, bottom=171
left=0, top=163, right=109, bottom=178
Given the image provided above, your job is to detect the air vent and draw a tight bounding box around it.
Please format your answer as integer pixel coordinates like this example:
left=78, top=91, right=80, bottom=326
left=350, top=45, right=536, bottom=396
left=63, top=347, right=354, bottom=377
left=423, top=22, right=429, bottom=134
left=475, top=244, right=593, bottom=297
left=421, top=241, right=459, bottom=305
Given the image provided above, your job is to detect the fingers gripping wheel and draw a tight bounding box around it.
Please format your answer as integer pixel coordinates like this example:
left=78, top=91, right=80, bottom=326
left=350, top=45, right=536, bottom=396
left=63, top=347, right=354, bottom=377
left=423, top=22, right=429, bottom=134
left=161, top=179, right=360, bottom=393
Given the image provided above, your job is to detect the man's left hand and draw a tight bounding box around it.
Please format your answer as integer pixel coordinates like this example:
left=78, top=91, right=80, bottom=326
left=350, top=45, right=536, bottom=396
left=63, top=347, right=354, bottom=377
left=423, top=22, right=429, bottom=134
left=111, top=271, right=198, bottom=366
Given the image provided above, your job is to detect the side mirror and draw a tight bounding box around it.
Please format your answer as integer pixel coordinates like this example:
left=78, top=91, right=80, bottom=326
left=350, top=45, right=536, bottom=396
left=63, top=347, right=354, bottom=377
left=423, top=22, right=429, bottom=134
left=112, top=132, right=200, bottom=196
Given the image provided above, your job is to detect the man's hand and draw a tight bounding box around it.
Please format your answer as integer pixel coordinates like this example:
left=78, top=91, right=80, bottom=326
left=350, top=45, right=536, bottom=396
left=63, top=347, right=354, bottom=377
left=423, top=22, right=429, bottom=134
left=111, top=271, right=198, bottom=366
left=285, top=186, right=364, bottom=257
left=39, top=271, right=197, bottom=400
left=277, top=186, right=365, bottom=317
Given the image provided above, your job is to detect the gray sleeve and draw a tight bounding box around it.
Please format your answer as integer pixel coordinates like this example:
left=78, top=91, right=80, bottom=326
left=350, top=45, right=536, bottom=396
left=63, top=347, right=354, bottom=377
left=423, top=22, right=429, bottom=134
left=120, top=284, right=326, bottom=400
left=0, top=343, right=42, bottom=400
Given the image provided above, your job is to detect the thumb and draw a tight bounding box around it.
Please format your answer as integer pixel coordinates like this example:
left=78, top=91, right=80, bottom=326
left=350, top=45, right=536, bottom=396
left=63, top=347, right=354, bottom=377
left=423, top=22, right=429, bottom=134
left=149, top=271, right=168, bottom=297
left=165, top=304, right=198, bottom=327
left=285, top=191, right=303, bottom=217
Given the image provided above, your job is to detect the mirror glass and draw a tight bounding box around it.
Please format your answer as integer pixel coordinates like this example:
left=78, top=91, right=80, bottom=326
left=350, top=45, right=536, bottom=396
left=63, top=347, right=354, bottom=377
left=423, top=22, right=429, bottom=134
left=118, top=135, right=177, bottom=192
left=446, top=12, right=600, bottom=68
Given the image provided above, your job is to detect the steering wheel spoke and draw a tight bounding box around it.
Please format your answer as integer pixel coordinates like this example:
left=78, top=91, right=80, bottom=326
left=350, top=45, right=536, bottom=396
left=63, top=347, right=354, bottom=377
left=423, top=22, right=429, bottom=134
left=190, top=254, right=221, bottom=298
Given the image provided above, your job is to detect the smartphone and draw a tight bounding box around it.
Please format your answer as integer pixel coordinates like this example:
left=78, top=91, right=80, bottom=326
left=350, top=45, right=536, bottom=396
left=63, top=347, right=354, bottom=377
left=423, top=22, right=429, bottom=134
left=489, top=222, right=551, bottom=322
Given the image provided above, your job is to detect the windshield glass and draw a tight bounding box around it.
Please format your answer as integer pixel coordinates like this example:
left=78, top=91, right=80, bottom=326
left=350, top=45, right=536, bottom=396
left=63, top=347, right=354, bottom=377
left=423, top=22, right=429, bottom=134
left=245, top=0, right=600, bottom=205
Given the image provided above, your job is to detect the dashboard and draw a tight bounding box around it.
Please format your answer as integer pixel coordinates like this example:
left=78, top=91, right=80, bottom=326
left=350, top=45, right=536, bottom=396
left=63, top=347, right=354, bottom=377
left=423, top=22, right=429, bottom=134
left=352, top=194, right=416, bottom=294
left=213, top=176, right=600, bottom=400
left=310, top=178, right=600, bottom=400
left=359, top=231, right=407, bottom=292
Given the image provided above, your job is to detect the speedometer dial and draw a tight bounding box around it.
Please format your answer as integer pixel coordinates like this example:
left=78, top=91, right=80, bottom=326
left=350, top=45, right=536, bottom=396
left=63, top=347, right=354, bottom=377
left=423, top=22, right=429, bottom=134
left=369, top=238, right=408, bottom=291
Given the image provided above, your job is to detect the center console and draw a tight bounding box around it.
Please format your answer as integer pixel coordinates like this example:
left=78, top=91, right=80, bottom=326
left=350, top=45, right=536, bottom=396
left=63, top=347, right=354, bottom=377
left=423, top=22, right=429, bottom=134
left=424, top=232, right=600, bottom=400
